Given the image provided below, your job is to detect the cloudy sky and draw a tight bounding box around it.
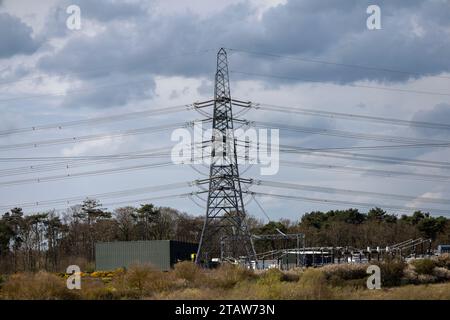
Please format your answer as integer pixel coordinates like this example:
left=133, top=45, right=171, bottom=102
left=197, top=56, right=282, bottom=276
left=1, top=0, right=450, bottom=221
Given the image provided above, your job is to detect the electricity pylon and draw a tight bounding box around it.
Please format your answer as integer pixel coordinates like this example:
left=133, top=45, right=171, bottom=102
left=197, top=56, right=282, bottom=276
left=195, top=48, right=257, bottom=265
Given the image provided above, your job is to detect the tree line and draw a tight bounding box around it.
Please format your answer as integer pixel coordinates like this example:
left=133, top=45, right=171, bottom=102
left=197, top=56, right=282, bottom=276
left=0, top=199, right=449, bottom=273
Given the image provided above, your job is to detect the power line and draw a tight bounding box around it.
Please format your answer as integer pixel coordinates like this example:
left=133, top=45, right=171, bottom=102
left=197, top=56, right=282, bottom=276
left=0, top=161, right=175, bottom=187
left=280, top=142, right=450, bottom=151
left=251, top=179, right=450, bottom=206
left=0, top=147, right=173, bottom=177
left=0, top=146, right=211, bottom=178
left=0, top=122, right=188, bottom=151
left=227, top=48, right=450, bottom=81
left=276, top=145, right=450, bottom=170
left=0, top=154, right=211, bottom=187
left=230, top=71, right=450, bottom=97
left=250, top=194, right=288, bottom=236
left=280, top=159, right=450, bottom=183
left=0, top=181, right=197, bottom=210
left=250, top=120, right=447, bottom=145
left=0, top=148, right=172, bottom=162
left=253, top=103, right=450, bottom=131
left=0, top=104, right=192, bottom=137
left=248, top=191, right=449, bottom=216
left=101, top=192, right=206, bottom=210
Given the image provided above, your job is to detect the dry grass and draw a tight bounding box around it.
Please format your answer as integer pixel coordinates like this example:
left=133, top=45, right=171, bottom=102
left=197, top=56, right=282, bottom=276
left=0, top=271, right=78, bottom=300
left=345, top=282, right=450, bottom=300
left=0, top=260, right=449, bottom=300
left=111, top=264, right=177, bottom=298
left=203, top=264, right=256, bottom=290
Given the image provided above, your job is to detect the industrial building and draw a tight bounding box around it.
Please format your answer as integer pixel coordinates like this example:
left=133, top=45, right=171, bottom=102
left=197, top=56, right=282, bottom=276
left=438, top=245, right=450, bottom=255
left=95, top=240, right=198, bottom=271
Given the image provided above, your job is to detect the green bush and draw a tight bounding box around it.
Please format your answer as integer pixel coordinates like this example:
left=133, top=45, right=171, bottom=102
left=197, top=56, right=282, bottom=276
left=411, top=259, right=437, bottom=275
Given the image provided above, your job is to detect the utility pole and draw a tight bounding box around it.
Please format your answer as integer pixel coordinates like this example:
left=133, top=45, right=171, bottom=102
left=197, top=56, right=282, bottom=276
left=195, top=48, right=257, bottom=266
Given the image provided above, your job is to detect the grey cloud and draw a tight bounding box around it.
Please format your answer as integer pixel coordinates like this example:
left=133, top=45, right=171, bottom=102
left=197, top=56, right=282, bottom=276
left=32, top=0, right=450, bottom=109
left=70, top=0, right=147, bottom=22
left=39, top=0, right=450, bottom=84
left=0, top=13, right=39, bottom=58
left=197, top=80, right=213, bottom=96
left=60, top=75, right=156, bottom=109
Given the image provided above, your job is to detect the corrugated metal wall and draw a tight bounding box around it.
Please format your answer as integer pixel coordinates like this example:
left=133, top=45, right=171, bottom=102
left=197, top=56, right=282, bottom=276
left=95, top=240, right=171, bottom=271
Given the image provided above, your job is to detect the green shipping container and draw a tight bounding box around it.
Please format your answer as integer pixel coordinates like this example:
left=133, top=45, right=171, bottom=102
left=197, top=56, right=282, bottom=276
left=95, top=240, right=198, bottom=271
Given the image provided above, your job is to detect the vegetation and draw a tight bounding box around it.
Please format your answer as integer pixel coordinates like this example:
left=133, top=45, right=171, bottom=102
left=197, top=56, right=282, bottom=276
left=0, top=200, right=449, bottom=274
left=0, top=256, right=449, bottom=300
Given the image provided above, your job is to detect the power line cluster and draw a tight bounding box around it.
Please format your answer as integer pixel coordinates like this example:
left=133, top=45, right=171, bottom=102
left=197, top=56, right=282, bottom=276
left=1, top=48, right=449, bottom=219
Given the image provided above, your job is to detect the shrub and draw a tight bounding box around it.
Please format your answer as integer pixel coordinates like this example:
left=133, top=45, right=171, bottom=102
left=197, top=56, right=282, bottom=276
left=173, top=261, right=202, bottom=284
left=257, top=268, right=285, bottom=286
left=321, top=264, right=368, bottom=281
left=376, top=259, right=405, bottom=287
left=417, top=274, right=437, bottom=284
left=206, top=264, right=255, bottom=289
left=111, top=264, right=174, bottom=298
left=433, top=267, right=450, bottom=281
left=436, top=254, right=450, bottom=269
left=411, top=259, right=437, bottom=275
left=0, top=271, right=78, bottom=300
left=296, top=268, right=332, bottom=299
left=402, top=264, right=419, bottom=284
left=80, top=279, right=119, bottom=300
left=156, top=287, right=225, bottom=300
left=281, top=270, right=301, bottom=282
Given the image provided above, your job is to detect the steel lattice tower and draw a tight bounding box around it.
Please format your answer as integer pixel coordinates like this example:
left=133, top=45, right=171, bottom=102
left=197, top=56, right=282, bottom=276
left=195, top=48, right=257, bottom=265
